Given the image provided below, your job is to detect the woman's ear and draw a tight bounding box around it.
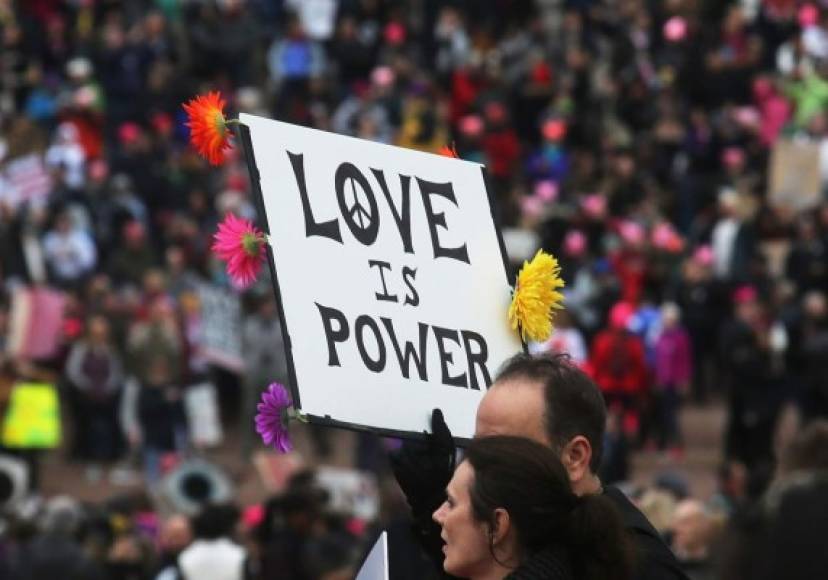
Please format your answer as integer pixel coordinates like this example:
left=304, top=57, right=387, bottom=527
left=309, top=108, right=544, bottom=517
left=490, top=508, right=511, bottom=545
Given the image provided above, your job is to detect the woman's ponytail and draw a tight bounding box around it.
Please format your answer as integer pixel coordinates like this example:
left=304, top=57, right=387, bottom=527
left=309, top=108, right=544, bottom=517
left=566, top=493, right=634, bottom=580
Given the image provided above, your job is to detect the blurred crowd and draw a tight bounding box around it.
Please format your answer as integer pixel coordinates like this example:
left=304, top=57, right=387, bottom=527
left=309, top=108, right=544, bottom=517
left=1, top=0, right=828, bottom=579
left=0, top=467, right=439, bottom=580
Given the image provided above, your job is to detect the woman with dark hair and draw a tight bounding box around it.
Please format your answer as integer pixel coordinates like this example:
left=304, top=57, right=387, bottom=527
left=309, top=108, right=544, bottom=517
left=433, top=436, right=633, bottom=580
left=66, top=314, right=124, bottom=474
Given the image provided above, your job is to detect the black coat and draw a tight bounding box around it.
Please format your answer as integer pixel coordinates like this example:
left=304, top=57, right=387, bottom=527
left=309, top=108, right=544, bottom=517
left=505, top=546, right=573, bottom=580
left=604, top=486, right=690, bottom=580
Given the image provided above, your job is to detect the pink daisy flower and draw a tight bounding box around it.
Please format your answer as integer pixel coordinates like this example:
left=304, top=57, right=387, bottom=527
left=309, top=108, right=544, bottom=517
left=255, top=383, right=293, bottom=453
left=212, top=213, right=266, bottom=289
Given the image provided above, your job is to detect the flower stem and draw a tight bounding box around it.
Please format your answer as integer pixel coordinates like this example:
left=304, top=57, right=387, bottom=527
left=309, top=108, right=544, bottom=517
left=294, top=411, right=310, bottom=424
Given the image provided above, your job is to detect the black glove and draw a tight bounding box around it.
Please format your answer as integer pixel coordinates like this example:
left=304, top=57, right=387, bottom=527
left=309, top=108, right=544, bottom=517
left=390, top=409, right=456, bottom=568
left=391, top=409, right=456, bottom=515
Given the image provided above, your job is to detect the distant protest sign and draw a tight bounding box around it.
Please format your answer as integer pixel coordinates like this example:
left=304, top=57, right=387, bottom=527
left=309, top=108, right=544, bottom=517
left=197, top=283, right=243, bottom=373
left=768, top=139, right=822, bottom=214
left=6, top=287, right=65, bottom=361
left=315, top=466, right=379, bottom=521
left=240, top=113, right=522, bottom=439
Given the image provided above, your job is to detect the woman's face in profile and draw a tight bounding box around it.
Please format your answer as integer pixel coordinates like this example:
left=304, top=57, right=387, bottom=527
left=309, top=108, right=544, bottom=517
left=433, top=461, right=494, bottom=578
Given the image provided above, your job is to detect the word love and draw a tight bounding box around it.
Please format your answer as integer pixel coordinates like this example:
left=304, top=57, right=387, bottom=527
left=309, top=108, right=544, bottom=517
left=288, top=152, right=470, bottom=264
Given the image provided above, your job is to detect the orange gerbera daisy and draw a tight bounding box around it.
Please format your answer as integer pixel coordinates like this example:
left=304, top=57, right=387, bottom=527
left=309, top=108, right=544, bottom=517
left=439, top=143, right=459, bottom=158
left=183, top=92, right=232, bottom=165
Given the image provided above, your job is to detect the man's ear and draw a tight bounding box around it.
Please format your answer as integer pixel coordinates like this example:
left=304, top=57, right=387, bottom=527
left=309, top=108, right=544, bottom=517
left=561, top=435, right=593, bottom=486
left=490, top=508, right=511, bottom=545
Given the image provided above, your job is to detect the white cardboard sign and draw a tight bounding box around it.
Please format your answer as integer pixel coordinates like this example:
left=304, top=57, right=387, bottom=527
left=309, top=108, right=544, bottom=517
left=240, top=113, right=522, bottom=439
left=315, top=466, right=379, bottom=521
left=356, top=531, right=389, bottom=580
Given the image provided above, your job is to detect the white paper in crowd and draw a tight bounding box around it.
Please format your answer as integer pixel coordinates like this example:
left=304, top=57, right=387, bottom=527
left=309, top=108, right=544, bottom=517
left=356, top=531, right=389, bottom=580
left=197, top=283, right=243, bottom=372
left=183, top=382, right=223, bottom=447
left=315, top=466, right=379, bottom=521
left=241, top=113, right=522, bottom=439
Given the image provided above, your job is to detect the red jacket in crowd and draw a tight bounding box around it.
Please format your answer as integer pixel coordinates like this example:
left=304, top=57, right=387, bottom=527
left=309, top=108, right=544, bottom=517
left=589, top=328, right=648, bottom=395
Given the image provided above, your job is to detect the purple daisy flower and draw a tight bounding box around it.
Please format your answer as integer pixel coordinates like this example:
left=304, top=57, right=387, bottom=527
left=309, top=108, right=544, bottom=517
left=255, top=383, right=293, bottom=453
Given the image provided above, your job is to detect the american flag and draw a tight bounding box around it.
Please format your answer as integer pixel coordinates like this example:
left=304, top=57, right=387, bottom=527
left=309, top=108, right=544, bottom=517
left=0, top=153, right=53, bottom=209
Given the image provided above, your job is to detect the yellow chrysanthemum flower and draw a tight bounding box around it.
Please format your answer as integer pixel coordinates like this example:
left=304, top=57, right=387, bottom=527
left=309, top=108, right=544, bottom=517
left=508, top=249, right=565, bottom=342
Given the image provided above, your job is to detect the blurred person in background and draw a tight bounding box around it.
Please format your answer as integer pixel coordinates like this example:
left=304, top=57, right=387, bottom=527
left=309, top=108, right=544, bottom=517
left=708, top=460, right=750, bottom=517
left=5, top=495, right=104, bottom=580
left=785, top=214, right=828, bottom=296
left=720, top=286, right=787, bottom=470
left=790, top=290, right=828, bottom=422
left=636, top=488, right=678, bottom=541
left=710, top=189, right=757, bottom=286
left=154, top=515, right=193, bottom=580
left=256, top=483, right=325, bottom=580
left=718, top=420, right=828, bottom=580
left=108, top=220, right=159, bottom=290
left=45, top=122, right=87, bottom=197
left=179, top=503, right=248, bottom=580
left=669, top=248, right=721, bottom=404
left=42, top=210, right=96, bottom=290
left=589, top=301, right=648, bottom=441
left=65, top=314, right=125, bottom=481
left=653, top=303, right=693, bottom=458
left=121, top=356, right=185, bottom=486
left=760, top=420, right=828, bottom=580
left=126, top=296, right=182, bottom=387
left=131, top=358, right=185, bottom=485
left=88, top=173, right=149, bottom=262
left=529, top=309, right=587, bottom=365
left=599, top=405, right=631, bottom=486
left=268, top=14, right=326, bottom=120
left=105, top=530, right=154, bottom=580
left=669, top=499, right=721, bottom=580
left=164, top=245, right=199, bottom=300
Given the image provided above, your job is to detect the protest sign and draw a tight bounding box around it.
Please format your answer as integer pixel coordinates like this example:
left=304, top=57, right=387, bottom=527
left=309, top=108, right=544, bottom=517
left=315, top=466, right=379, bottom=521
left=356, top=531, right=389, bottom=580
left=768, top=139, right=822, bottom=214
left=1, top=382, right=61, bottom=449
left=196, top=283, right=243, bottom=373
left=6, top=287, right=65, bottom=361
left=183, top=382, right=223, bottom=447
left=239, top=113, right=522, bottom=439
left=0, top=153, right=52, bottom=211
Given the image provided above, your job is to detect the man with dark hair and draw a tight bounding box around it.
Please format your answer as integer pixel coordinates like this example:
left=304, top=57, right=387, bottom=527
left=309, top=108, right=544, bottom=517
left=178, top=503, right=248, bottom=580
left=392, top=353, right=688, bottom=580
left=484, top=353, right=608, bottom=475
